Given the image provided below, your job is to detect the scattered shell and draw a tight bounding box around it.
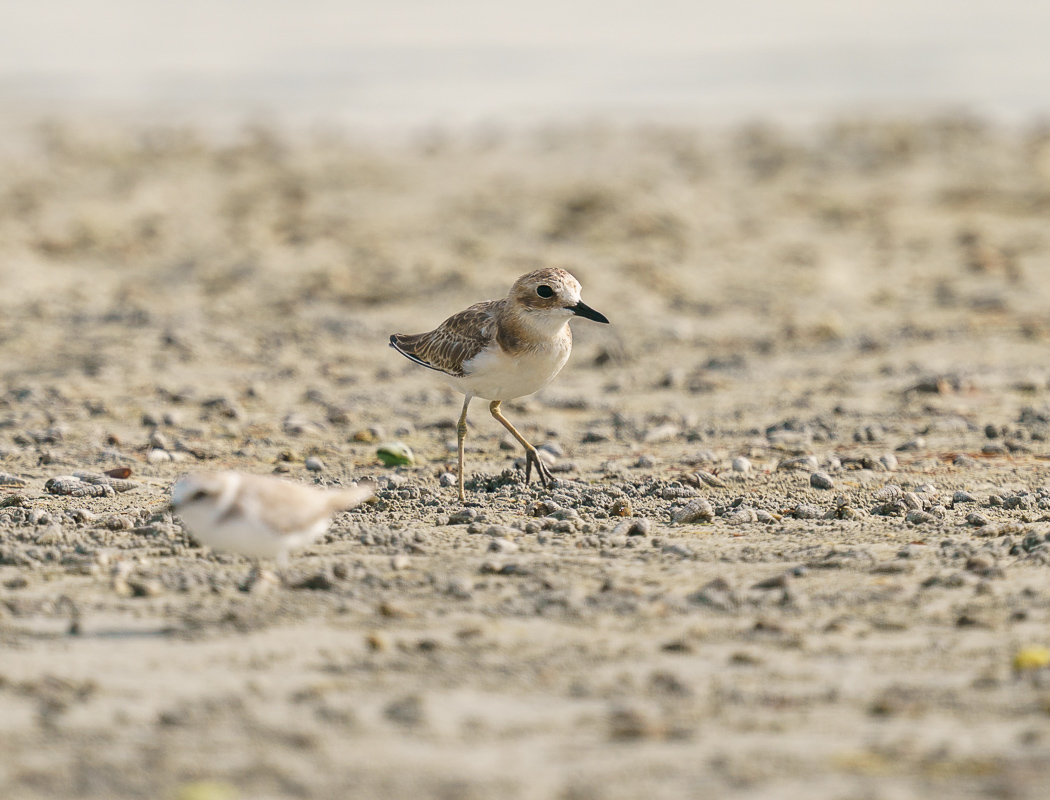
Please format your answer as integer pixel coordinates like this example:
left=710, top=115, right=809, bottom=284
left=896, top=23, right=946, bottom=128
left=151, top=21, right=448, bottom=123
left=731, top=456, right=751, bottom=473
left=690, top=470, right=726, bottom=489
left=792, top=503, right=823, bottom=520
left=0, top=473, right=27, bottom=486
left=726, top=507, right=758, bottom=525
left=661, top=484, right=699, bottom=500
left=376, top=442, right=414, bottom=467
left=879, top=453, right=899, bottom=471
left=73, top=471, right=138, bottom=493
left=905, top=511, right=936, bottom=525
left=901, top=492, right=925, bottom=511
left=439, top=472, right=457, bottom=487
left=671, top=499, right=715, bottom=524
left=45, top=477, right=116, bottom=498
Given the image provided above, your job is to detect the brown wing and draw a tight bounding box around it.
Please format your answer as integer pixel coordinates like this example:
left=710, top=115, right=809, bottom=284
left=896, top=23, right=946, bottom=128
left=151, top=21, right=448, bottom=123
left=389, top=300, right=500, bottom=377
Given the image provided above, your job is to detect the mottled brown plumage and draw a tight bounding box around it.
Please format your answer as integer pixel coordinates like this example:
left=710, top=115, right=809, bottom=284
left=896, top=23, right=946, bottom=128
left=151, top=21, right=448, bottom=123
left=389, top=300, right=502, bottom=376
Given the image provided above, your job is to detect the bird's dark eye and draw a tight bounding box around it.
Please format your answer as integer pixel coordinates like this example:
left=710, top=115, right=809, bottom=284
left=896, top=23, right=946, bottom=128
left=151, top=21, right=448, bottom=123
left=189, top=490, right=209, bottom=502
left=536, top=285, right=554, bottom=298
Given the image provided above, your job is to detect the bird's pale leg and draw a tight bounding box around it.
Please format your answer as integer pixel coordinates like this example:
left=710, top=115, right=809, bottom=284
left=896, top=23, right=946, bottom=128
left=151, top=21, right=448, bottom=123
left=457, top=395, right=473, bottom=502
left=489, top=400, right=553, bottom=489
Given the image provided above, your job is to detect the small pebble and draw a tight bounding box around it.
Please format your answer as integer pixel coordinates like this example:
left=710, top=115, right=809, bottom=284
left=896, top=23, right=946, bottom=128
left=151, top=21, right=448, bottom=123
left=731, top=456, right=751, bottom=473
left=810, top=471, right=834, bottom=490
left=488, top=539, right=519, bottom=554
left=128, top=578, right=163, bottom=598
left=538, top=441, right=565, bottom=458
left=661, top=543, right=695, bottom=558
left=778, top=456, right=819, bottom=472
left=147, top=448, right=173, bottom=464
left=304, top=456, right=325, bottom=472
left=448, top=508, right=478, bottom=525
left=643, top=423, right=680, bottom=444
left=447, top=576, right=473, bottom=599
left=895, top=437, right=925, bottom=452
left=613, top=519, right=652, bottom=537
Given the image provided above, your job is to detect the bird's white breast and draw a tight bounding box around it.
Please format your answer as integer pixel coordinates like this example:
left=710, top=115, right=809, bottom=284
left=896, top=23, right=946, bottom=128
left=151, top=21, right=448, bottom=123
left=447, top=334, right=572, bottom=401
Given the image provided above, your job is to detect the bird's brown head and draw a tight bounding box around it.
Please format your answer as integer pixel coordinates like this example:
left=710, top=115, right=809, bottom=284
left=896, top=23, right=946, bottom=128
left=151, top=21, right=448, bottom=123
left=509, top=268, right=609, bottom=324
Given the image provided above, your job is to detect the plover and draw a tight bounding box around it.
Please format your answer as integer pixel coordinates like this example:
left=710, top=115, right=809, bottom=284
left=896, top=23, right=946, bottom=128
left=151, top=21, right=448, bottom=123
left=171, top=472, right=374, bottom=565
left=390, top=267, right=609, bottom=501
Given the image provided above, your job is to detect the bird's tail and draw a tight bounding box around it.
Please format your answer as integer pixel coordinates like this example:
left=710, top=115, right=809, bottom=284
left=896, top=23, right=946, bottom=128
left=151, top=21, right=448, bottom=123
left=329, top=482, right=375, bottom=512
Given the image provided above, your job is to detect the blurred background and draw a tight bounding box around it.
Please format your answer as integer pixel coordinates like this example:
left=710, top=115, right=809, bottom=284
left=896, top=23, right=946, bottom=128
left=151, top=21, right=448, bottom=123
left=1, top=0, right=1048, bottom=130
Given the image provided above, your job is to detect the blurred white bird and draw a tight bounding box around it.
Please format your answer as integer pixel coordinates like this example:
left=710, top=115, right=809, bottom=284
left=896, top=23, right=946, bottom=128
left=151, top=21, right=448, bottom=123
left=171, top=472, right=373, bottom=566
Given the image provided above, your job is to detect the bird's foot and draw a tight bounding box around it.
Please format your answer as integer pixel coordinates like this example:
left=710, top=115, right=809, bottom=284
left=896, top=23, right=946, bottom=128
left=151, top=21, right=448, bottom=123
left=524, top=447, right=554, bottom=490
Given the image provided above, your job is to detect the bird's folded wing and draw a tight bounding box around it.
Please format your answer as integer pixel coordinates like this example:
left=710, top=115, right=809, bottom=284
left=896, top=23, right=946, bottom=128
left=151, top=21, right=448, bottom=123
left=389, top=300, right=499, bottom=377
left=238, top=477, right=358, bottom=535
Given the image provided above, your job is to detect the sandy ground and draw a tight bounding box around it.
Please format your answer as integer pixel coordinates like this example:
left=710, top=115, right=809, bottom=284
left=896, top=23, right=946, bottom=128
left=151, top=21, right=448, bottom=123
left=2, top=116, right=1050, bottom=799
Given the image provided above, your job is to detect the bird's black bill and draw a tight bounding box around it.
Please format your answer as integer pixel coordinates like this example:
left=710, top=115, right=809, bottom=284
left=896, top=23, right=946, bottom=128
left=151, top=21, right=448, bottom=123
left=569, top=301, right=609, bottom=324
